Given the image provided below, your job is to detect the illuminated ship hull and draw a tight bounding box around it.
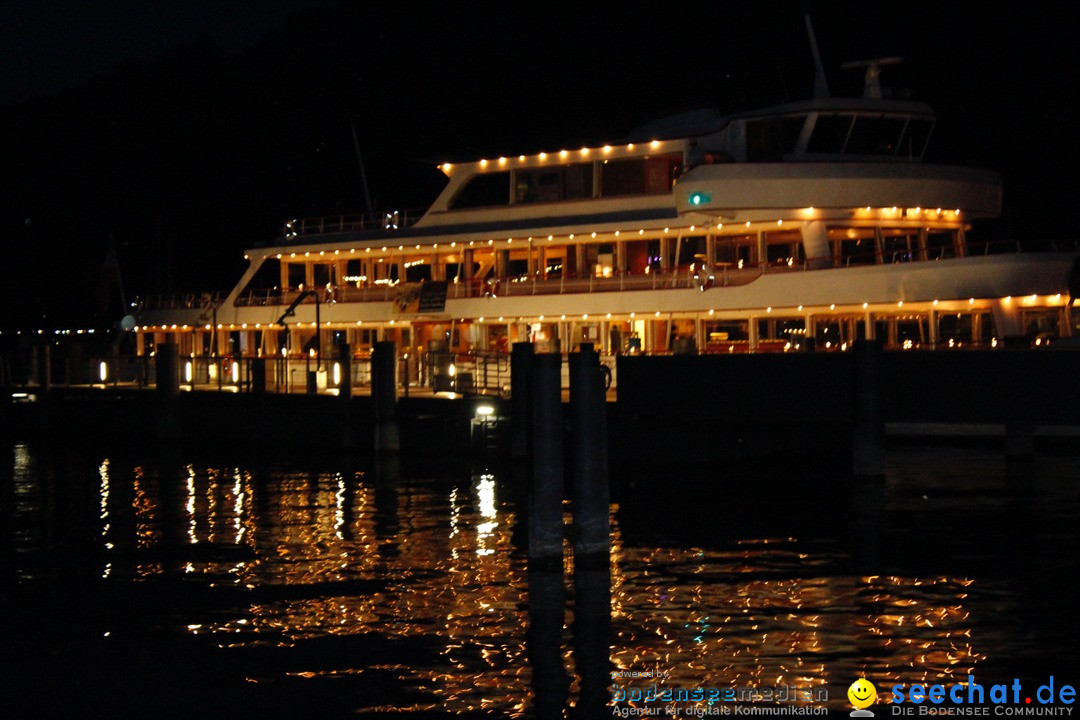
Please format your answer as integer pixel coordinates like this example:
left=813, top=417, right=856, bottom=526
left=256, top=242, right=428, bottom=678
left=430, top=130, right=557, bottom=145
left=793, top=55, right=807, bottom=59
left=133, top=95, right=1079, bottom=384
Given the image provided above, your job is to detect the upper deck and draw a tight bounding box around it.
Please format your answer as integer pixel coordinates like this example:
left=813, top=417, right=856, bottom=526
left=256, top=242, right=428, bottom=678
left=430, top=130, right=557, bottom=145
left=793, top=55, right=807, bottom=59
left=274, top=96, right=956, bottom=247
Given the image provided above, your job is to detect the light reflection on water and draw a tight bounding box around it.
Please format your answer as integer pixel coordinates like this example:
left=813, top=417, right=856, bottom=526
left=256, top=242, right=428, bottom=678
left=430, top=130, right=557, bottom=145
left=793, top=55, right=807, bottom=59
left=3, top=442, right=1079, bottom=715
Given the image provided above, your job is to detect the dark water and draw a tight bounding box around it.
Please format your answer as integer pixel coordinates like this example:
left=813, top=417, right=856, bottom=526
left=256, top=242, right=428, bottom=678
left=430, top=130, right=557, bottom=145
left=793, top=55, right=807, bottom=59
left=2, top=440, right=1078, bottom=718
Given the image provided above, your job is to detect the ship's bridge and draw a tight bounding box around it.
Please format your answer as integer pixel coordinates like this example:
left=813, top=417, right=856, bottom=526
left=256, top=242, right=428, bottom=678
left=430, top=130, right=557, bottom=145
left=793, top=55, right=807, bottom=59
left=716, top=98, right=937, bottom=162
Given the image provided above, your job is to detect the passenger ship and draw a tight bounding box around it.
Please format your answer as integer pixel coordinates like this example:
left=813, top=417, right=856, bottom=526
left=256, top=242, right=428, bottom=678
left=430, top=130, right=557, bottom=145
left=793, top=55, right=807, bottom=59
left=134, top=59, right=1079, bottom=391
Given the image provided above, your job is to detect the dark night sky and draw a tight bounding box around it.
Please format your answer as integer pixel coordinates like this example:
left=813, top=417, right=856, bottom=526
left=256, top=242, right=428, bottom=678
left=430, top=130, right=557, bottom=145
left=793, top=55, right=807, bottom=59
left=3, top=1, right=1079, bottom=329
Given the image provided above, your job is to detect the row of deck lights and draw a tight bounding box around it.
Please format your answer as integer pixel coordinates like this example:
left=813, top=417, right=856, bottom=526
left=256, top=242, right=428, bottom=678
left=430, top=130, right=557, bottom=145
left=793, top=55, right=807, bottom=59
left=270, top=212, right=967, bottom=261
left=132, top=295, right=1063, bottom=334
left=1, top=329, right=97, bottom=336
left=441, top=140, right=669, bottom=176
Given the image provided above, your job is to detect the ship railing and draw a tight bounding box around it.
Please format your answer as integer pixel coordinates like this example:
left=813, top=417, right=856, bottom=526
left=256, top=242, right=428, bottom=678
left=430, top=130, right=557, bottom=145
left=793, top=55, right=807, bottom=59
left=798, top=237, right=1079, bottom=269
left=3, top=350, right=516, bottom=396
left=282, top=209, right=426, bottom=239
left=235, top=283, right=425, bottom=307
left=417, top=349, right=511, bottom=395
left=138, top=292, right=224, bottom=311
left=229, top=237, right=1080, bottom=309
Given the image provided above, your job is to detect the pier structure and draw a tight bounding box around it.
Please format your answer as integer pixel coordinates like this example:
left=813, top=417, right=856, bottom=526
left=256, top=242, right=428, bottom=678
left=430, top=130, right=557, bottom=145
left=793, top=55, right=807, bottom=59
left=1, top=337, right=1078, bottom=466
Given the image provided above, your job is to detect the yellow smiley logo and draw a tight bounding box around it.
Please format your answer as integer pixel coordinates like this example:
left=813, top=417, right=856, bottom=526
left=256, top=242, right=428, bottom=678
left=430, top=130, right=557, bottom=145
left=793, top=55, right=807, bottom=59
left=848, top=678, right=877, bottom=709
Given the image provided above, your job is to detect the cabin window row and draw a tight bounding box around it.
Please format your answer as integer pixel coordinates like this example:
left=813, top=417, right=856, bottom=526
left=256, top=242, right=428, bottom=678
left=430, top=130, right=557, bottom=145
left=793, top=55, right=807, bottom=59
left=451, top=153, right=682, bottom=209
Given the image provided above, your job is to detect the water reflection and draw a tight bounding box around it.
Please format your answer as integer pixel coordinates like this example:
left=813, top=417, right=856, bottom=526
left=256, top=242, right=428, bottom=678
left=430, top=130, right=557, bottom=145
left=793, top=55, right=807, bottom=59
left=5, top=443, right=1080, bottom=714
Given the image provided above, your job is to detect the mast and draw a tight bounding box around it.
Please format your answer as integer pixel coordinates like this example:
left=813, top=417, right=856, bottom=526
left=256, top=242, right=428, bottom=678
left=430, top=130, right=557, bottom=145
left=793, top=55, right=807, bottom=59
left=804, top=15, right=830, bottom=99
left=351, top=121, right=375, bottom=217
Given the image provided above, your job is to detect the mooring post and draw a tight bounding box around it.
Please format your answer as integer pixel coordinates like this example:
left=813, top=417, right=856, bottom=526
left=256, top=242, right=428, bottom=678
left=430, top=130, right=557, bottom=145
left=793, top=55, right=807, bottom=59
left=155, top=343, right=179, bottom=398
left=527, top=566, right=570, bottom=718
left=572, top=564, right=613, bottom=719
left=511, top=342, right=535, bottom=460
left=250, top=357, right=266, bottom=394
left=529, top=352, right=563, bottom=565
left=852, top=339, right=884, bottom=478
left=155, top=343, right=181, bottom=440
left=37, top=344, right=51, bottom=393
left=372, top=341, right=399, bottom=454
left=337, top=343, right=354, bottom=448
left=337, top=343, right=352, bottom=399
left=1005, top=422, right=1035, bottom=462
left=569, top=343, right=610, bottom=564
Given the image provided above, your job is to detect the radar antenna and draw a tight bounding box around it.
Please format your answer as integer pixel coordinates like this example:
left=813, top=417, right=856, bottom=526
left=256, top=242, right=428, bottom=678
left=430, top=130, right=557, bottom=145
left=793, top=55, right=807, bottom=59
left=840, top=57, right=903, bottom=99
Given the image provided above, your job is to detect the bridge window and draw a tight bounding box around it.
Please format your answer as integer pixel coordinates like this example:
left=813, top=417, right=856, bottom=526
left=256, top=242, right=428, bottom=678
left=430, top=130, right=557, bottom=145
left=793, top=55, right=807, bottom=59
left=898, top=119, right=934, bottom=159
left=746, top=115, right=807, bottom=161
left=845, top=116, right=907, bottom=155
left=806, top=115, right=852, bottom=154
left=808, top=114, right=933, bottom=157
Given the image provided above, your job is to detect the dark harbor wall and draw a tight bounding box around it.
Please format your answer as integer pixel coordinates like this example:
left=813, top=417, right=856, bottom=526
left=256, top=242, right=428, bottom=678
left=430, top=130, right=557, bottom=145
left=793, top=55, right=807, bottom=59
left=0, top=390, right=509, bottom=457
left=2, top=347, right=1077, bottom=464
left=613, top=347, right=1080, bottom=467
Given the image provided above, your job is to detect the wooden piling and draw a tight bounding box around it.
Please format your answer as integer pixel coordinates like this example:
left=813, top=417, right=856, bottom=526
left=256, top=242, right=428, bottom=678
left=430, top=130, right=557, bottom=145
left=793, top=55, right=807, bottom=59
left=852, top=339, right=884, bottom=478
left=372, top=341, right=399, bottom=454
left=511, top=342, right=534, bottom=460
left=569, top=343, right=610, bottom=563
left=529, top=352, right=563, bottom=565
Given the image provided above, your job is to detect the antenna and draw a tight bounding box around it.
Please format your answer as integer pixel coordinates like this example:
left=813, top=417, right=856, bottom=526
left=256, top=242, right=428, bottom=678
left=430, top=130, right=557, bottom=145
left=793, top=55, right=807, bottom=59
left=804, top=16, right=830, bottom=99
left=841, top=57, right=903, bottom=98
left=351, top=121, right=375, bottom=217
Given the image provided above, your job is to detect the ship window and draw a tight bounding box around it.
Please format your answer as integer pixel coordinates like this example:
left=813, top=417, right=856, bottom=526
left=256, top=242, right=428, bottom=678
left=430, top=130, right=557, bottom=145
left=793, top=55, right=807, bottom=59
left=240, top=257, right=281, bottom=294
left=776, top=318, right=807, bottom=341
left=705, top=320, right=749, bottom=343
left=287, top=263, right=305, bottom=288
left=313, top=262, right=333, bottom=286
left=600, top=154, right=680, bottom=197
left=834, top=238, right=877, bottom=266
left=926, top=229, right=957, bottom=259
left=515, top=164, right=594, bottom=204
left=938, top=313, right=974, bottom=344
left=647, top=154, right=681, bottom=192
left=828, top=227, right=877, bottom=266
left=564, top=163, right=594, bottom=200
left=678, top=236, right=706, bottom=266
left=898, top=119, right=934, bottom=159
left=846, top=116, right=907, bottom=156
left=746, top=115, right=806, bottom=161
left=713, top=234, right=758, bottom=268
left=450, top=171, right=510, bottom=209
left=508, top=259, right=528, bottom=277
left=602, top=159, right=646, bottom=196
left=881, top=229, right=917, bottom=263
left=405, top=263, right=431, bottom=283
left=765, top=230, right=804, bottom=267
left=806, top=115, right=853, bottom=154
